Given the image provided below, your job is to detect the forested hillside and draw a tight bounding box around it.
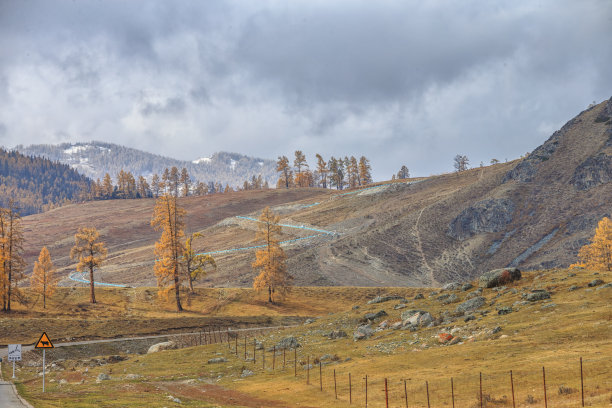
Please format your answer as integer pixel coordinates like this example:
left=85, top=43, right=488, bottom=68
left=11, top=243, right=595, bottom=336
left=15, top=142, right=278, bottom=188
left=0, top=148, right=90, bottom=216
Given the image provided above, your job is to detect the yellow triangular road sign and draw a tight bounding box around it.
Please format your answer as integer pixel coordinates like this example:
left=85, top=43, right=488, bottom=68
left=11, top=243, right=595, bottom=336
left=35, top=332, right=54, bottom=349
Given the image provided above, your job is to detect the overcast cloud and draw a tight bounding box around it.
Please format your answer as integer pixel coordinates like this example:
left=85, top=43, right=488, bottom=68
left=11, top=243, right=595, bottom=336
left=1, top=0, right=611, bottom=179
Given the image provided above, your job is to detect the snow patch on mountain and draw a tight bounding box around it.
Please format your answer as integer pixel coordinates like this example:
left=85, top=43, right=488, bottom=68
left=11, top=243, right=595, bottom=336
left=193, top=157, right=212, bottom=164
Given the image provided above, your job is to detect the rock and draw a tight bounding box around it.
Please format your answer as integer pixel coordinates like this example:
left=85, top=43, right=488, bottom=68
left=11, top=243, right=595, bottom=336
left=363, top=310, right=387, bottom=321
left=405, top=311, right=434, bottom=327
left=443, top=282, right=462, bottom=291
left=526, top=290, right=551, bottom=301
left=461, top=283, right=474, bottom=291
left=367, top=295, right=407, bottom=304
left=147, top=341, right=177, bottom=354
left=570, top=153, right=612, bottom=190
left=125, top=374, right=141, bottom=380
left=207, top=357, right=227, bottom=364
left=541, top=303, right=557, bottom=309
left=478, top=268, right=521, bottom=288
left=378, top=320, right=389, bottom=329
left=394, top=303, right=408, bottom=310
left=96, top=373, right=110, bottom=382
left=304, top=318, right=316, bottom=325
left=441, top=293, right=459, bottom=305
left=448, top=199, right=515, bottom=240
left=325, top=330, right=347, bottom=340
left=320, top=354, right=334, bottom=361
left=352, top=305, right=360, bottom=310
left=596, top=282, right=612, bottom=290
left=587, top=279, right=604, bottom=287
left=497, top=307, right=512, bottom=315
left=391, top=321, right=403, bottom=330
left=568, top=285, right=579, bottom=291
left=491, top=326, right=502, bottom=334
left=464, top=315, right=476, bottom=322
left=277, top=336, right=301, bottom=349
left=438, top=333, right=453, bottom=344
left=241, top=369, right=254, bottom=377
left=456, top=297, right=486, bottom=314
left=59, top=379, right=67, bottom=385
left=466, top=288, right=483, bottom=299
left=167, top=395, right=182, bottom=404
left=400, top=309, right=425, bottom=321
left=414, top=293, right=424, bottom=300
left=353, top=325, right=374, bottom=341
left=449, top=336, right=462, bottom=345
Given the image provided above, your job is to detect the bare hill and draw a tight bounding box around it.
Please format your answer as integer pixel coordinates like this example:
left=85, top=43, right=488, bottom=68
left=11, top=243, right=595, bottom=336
left=20, top=98, right=612, bottom=287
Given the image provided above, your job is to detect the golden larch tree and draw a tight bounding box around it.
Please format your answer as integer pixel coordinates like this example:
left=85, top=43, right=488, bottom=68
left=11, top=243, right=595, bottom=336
left=571, top=217, right=612, bottom=271
left=151, top=193, right=186, bottom=311
left=182, top=233, right=216, bottom=293
left=70, top=227, right=107, bottom=304
left=31, top=246, right=58, bottom=309
left=252, top=207, right=292, bottom=303
left=0, top=202, right=26, bottom=312
left=276, top=156, right=293, bottom=189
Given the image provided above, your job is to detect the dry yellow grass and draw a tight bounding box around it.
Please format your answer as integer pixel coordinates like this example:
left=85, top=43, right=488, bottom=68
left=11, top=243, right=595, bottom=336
left=4, top=268, right=610, bottom=407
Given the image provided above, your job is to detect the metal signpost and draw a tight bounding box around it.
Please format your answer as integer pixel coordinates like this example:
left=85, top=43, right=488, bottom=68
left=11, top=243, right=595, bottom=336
left=34, top=332, right=54, bottom=392
left=7, top=344, right=21, bottom=379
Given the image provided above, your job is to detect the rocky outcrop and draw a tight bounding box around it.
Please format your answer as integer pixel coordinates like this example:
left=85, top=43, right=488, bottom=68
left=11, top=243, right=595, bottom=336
left=478, top=268, right=521, bottom=288
left=455, top=297, right=486, bottom=314
left=594, top=96, right=612, bottom=123
left=276, top=336, right=301, bottom=349
left=367, top=295, right=407, bottom=304
left=147, top=341, right=177, bottom=354
left=353, top=324, right=374, bottom=341
left=570, top=153, right=612, bottom=190
left=448, top=199, right=515, bottom=240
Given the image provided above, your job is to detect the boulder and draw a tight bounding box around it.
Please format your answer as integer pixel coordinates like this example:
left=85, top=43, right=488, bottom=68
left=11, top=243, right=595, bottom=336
left=596, top=282, right=612, bottom=290
left=400, top=309, right=426, bottom=321
left=207, top=357, right=227, bottom=364
left=405, top=311, right=434, bottom=327
left=525, top=290, right=551, bottom=301
left=438, top=333, right=453, bottom=344
left=497, top=307, right=512, bottom=315
left=587, top=279, right=604, bottom=287
left=124, top=374, right=141, bottom=380
left=147, top=341, right=177, bottom=354
left=241, top=369, right=254, bottom=377
left=325, top=330, right=347, bottom=340
left=442, top=282, right=462, bottom=291
left=353, top=325, right=374, bottom=341
left=363, top=310, right=387, bottom=321
left=367, top=295, right=407, bottom=304
left=441, top=293, right=459, bottom=305
left=96, top=373, right=110, bottom=382
left=448, top=199, right=515, bottom=240
left=455, top=297, right=486, bottom=314
left=414, top=293, right=424, bottom=300
left=461, top=283, right=474, bottom=291
left=478, top=268, right=521, bottom=288
left=276, top=336, right=301, bottom=349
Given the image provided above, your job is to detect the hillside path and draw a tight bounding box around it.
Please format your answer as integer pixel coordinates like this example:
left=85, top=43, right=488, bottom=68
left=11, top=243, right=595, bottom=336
left=415, top=207, right=438, bottom=286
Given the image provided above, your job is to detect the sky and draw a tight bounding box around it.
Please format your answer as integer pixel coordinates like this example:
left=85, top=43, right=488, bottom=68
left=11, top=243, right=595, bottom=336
left=1, top=1, right=611, bottom=180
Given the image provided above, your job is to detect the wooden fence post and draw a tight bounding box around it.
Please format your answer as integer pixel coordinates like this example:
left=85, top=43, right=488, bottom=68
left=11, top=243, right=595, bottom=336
left=404, top=379, right=408, bottom=408
left=451, top=377, right=455, bottom=408
left=320, top=360, right=323, bottom=391
left=385, top=378, right=389, bottom=408
left=542, top=366, right=548, bottom=408
left=510, top=370, right=516, bottom=408
left=294, top=348, right=297, bottom=377
left=334, top=369, right=337, bottom=399
left=283, top=348, right=286, bottom=369
left=580, top=357, right=584, bottom=407
left=426, top=381, right=430, bottom=408
left=365, top=375, right=368, bottom=408
left=262, top=343, right=265, bottom=369
left=307, top=356, right=310, bottom=385
left=253, top=338, right=256, bottom=364
left=273, top=346, right=276, bottom=370
left=235, top=334, right=238, bottom=356
left=349, top=373, right=352, bottom=404
left=479, top=372, right=483, bottom=408
left=244, top=335, right=247, bottom=360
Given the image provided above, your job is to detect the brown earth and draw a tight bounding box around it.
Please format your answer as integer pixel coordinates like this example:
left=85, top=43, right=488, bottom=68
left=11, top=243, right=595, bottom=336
left=19, top=98, right=612, bottom=287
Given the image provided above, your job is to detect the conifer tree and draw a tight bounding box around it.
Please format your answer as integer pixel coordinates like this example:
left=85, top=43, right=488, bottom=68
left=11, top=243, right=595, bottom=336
left=30, top=246, right=57, bottom=309
left=252, top=207, right=291, bottom=303
left=102, top=173, right=114, bottom=199
left=315, top=154, right=328, bottom=188
left=0, top=202, right=25, bottom=311
left=151, top=190, right=186, bottom=311
left=151, top=173, right=161, bottom=197
left=359, top=156, right=372, bottom=185
left=137, top=176, right=150, bottom=198
left=182, top=233, right=216, bottom=293
left=294, top=150, right=309, bottom=187
left=397, top=165, right=409, bottom=179
left=276, top=156, right=292, bottom=189
left=70, top=227, right=107, bottom=304
left=180, top=168, right=191, bottom=197
left=571, top=217, right=612, bottom=271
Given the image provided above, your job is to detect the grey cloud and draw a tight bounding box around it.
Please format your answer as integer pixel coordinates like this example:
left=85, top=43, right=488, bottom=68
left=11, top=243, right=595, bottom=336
left=140, top=97, right=187, bottom=116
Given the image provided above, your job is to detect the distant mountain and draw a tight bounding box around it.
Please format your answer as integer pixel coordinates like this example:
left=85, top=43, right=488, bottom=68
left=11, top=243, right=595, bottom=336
left=0, top=148, right=90, bottom=216
left=14, top=142, right=278, bottom=188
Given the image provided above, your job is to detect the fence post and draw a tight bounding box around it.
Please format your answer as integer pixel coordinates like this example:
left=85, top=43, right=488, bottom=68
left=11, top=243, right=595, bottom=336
left=244, top=335, right=247, bottom=360
left=253, top=338, right=256, bottom=364
left=227, top=328, right=231, bottom=348
left=283, top=348, right=286, bottom=369
left=263, top=343, right=266, bottom=370
left=273, top=346, right=276, bottom=370
left=451, top=377, right=455, bottom=408
left=404, top=379, right=408, bottom=408
left=426, top=381, right=430, bottom=408
left=479, top=372, right=483, bottom=408
left=334, top=369, right=337, bottom=399
left=307, top=356, right=310, bottom=385
left=349, top=373, right=352, bottom=404
left=510, top=370, right=516, bottom=408
left=199, top=331, right=202, bottom=346
left=580, top=357, right=584, bottom=407
left=235, top=334, right=238, bottom=356
left=385, top=378, right=389, bottom=408
left=294, top=348, right=297, bottom=377
left=542, top=366, right=547, bottom=408
left=320, top=360, right=323, bottom=391
left=213, top=326, right=217, bottom=343
left=365, top=375, right=368, bottom=408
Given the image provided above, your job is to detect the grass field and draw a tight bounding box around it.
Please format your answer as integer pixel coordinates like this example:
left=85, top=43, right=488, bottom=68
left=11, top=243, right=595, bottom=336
left=3, top=268, right=610, bottom=407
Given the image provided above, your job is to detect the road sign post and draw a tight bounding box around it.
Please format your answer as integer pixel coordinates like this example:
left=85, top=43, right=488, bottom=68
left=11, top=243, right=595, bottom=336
left=35, top=332, right=54, bottom=393
left=8, top=344, right=21, bottom=379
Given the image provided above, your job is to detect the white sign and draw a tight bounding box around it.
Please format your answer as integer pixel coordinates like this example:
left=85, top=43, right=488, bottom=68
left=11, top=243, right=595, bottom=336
left=8, top=344, right=21, bottom=362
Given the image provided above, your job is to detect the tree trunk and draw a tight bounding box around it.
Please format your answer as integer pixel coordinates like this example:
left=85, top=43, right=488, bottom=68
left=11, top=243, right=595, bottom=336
left=174, top=266, right=183, bottom=312
left=268, top=286, right=272, bottom=303
left=189, top=275, right=194, bottom=293
left=89, top=265, right=96, bottom=303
